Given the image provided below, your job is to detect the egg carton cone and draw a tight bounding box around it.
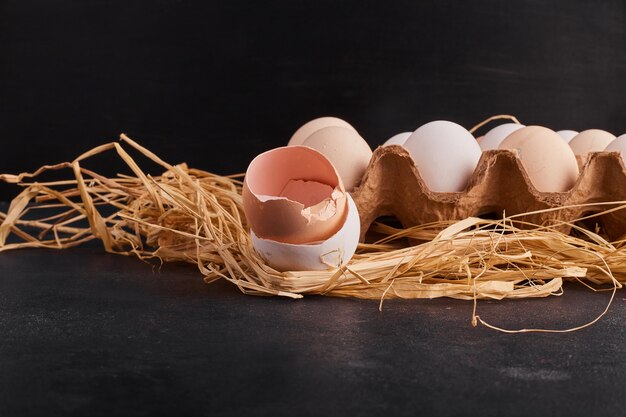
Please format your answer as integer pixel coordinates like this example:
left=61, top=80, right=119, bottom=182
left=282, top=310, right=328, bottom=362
left=351, top=145, right=626, bottom=241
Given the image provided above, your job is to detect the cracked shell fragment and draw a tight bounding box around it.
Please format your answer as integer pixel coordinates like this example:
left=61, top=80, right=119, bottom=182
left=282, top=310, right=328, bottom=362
left=250, top=194, right=360, bottom=271
left=242, top=146, right=348, bottom=244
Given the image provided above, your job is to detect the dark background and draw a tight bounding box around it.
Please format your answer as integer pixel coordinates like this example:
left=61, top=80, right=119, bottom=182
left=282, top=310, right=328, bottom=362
left=1, top=0, right=625, bottom=200
left=2, top=1, right=626, bottom=416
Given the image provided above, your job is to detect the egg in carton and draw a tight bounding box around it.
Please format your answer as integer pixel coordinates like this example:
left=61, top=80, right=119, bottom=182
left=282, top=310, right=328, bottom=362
left=242, top=117, right=626, bottom=271
left=351, top=144, right=626, bottom=242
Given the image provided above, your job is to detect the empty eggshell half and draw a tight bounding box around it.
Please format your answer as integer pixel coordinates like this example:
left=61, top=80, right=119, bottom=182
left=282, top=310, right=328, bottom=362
left=287, top=116, right=356, bottom=146
left=301, top=126, right=373, bottom=192
left=499, top=126, right=579, bottom=192
left=242, top=146, right=347, bottom=245
left=556, top=130, right=578, bottom=143
left=569, top=129, right=616, bottom=157
left=479, top=123, right=525, bottom=150
left=251, top=194, right=360, bottom=271
left=383, top=132, right=412, bottom=147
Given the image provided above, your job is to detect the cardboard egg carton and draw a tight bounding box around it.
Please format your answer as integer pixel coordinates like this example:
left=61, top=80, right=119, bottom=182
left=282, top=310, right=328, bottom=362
left=352, top=145, right=626, bottom=241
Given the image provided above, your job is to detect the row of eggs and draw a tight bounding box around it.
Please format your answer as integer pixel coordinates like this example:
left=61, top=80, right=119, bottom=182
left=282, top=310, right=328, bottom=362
left=384, top=122, right=626, bottom=193
left=242, top=116, right=625, bottom=272
left=288, top=116, right=626, bottom=194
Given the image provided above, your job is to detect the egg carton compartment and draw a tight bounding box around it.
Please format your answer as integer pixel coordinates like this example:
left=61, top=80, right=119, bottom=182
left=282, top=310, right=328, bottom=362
left=352, top=145, right=626, bottom=241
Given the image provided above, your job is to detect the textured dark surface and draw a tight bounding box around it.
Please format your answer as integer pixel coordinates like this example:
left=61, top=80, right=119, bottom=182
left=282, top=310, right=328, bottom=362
left=2, top=1, right=626, bottom=416
left=2, top=241, right=626, bottom=416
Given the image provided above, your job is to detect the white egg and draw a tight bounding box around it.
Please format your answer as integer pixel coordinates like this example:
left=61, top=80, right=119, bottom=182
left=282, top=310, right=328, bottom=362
left=403, top=121, right=482, bottom=192
left=250, top=194, right=360, bottom=271
left=479, top=123, right=525, bottom=150
left=604, top=135, right=626, bottom=164
left=383, top=132, right=411, bottom=147
left=556, top=130, right=579, bottom=143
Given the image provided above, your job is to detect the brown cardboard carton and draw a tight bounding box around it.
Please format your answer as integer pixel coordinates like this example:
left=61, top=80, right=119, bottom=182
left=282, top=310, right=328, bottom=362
left=352, top=145, right=626, bottom=241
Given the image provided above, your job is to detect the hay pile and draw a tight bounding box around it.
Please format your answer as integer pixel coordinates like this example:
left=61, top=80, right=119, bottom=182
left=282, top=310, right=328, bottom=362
left=1, top=134, right=624, bottom=331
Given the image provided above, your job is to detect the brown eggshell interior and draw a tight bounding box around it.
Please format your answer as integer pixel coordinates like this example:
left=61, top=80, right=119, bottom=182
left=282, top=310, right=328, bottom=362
left=243, top=146, right=348, bottom=244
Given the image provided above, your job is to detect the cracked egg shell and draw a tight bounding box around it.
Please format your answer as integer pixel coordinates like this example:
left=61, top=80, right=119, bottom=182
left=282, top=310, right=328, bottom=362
left=287, top=116, right=356, bottom=146
left=251, top=193, right=360, bottom=271
left=242, top=146, right=347, bottom=245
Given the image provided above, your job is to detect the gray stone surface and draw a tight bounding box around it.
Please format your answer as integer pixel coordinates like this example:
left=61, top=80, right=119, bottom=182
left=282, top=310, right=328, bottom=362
left=1, top=241, right=625, bottom=416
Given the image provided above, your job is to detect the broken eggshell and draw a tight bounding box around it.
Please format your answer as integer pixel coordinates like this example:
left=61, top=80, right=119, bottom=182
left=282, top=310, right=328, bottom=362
left=242, top=146, right=348, bottom=245
left=250, top=194, right=360, bottom=271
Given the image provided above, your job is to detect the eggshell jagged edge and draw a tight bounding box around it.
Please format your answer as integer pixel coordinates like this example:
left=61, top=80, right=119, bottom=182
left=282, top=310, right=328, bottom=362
left=242, top=145, right=348, bottom=244
left=250, top=194, right=360, bottom=271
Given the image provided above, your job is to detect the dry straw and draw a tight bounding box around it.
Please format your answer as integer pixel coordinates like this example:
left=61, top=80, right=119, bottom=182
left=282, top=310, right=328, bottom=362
left=1, top=126, right=625, bottom=332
